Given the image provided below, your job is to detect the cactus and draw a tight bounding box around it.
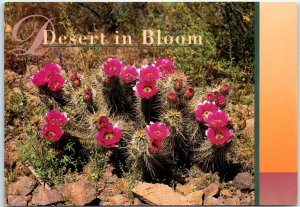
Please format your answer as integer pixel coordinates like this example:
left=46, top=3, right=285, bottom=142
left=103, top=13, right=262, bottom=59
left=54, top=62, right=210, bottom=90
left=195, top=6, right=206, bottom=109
left=29, top=57, right=240, bottom=182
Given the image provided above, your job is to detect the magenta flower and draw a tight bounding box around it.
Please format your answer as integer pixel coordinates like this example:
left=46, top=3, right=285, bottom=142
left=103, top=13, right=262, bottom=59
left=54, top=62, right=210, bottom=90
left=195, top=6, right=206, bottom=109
left=120, top=65, right=138, bottom=83
left=155, top=58, right=175, bottom=75
left=32, top=70, right=48, bottom=87
left=149, top=139, right=163, bottom=154
left=206, top=127, right=233, bottom=146
left=96, top=124, right=122, bottom=148
left=43, top=63, right=61, bottom=78
left=40, top=124, right=64, bottom=143
left=139, top=65, right=161, bottom=82
left=97, top=116, right=109, bottom=130
left=103, top=58, right=123, bottom=77
left=45, top=109, right=67, bottom=127
left=220, top=84, right=230, bottom=96
left=133, top=81, right=158, bottom=99
left=47, top=74, right=65, bottom=92
left=195, top=101, right=218, bottom=122
left=204, top=111, right=230, bottom=129
left=146, top=122, right=170, bottom=141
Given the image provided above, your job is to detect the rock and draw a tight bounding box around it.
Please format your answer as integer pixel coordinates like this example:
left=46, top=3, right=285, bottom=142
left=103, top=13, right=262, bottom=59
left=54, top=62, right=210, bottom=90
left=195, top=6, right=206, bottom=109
left=202, top=183, right=220, bottom=198
left=132, top=182, right=190, bottom=205
left=7, top=195, right=29, bottom=206
left=204, top=197, right=224, bottom=205
left=133, top=198, right=142, bottom=205
left=235, top=189, right=242, bottom=198
left=220, top=188, right=232, bottom=198
left=225, top=197, right=240, bottom=205
left=233, top=172, right=254, bottom=190
left=58, top=179, right=96, bottom=205
left=4, top=151, right=18, bottom=168
left=176, top=184, right=193, bottom=195
left=108, top=194, right=129, bottom=205
left=31, top=186, right=64, bottom=205
left=7, top=176, right=37, bottom=196
left=186, top=191, right=203, bottom=205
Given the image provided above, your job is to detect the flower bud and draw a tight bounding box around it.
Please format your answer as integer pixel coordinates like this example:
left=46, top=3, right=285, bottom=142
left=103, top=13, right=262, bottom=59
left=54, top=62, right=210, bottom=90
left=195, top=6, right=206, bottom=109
left=97, top=116, right=109, bottom=130
left=220, top=85, right=230, bottom=96
left=183, top=86, right=195, bottom=100
left=167, top=92, right=177, bottom=103
left=83, top=92, right=92, bottom=102
left=70, top=71, right=78, bottom=81
left=173, top=80, right=183, bottom=92
left=204, top=93, right=214, bottom=102
left=73, top=78, right=81, bottom=87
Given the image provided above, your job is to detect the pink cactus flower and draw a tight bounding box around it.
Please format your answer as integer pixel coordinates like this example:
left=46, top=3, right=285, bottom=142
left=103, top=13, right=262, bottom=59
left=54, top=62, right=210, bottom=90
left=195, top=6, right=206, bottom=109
left=220, top=84, right=230, bottom=96
left=149, top=139, right=163, bottom=154
left=47, top=74, right=65, bottom=92
left=103, top=58, right=123, bottom=77
left=206, top=127, right=233, bottom=146
left=96, top=124, right=122, bottom=148
left=120, top=65, right=138, bottom=83
left=204, top=111, right=230, bottom=129
left=45, top=109, right=67, bottom=127
left=195, top=101, right=218, bottom=122
left=155, top=58, right=175, bottom=75
left=97, top=116, right=110, bottom=130
left=139, top=65, right=161, bottom=82
left=133, top=81, right=158, bottom=99
left=43, top=63, right=61, bottom=78
left=146, top=122, right=170, bottom=141
left=183, top=86, right=195, bottom=100
left=168, top=92, right=177, bottom=103
left=32, top=70, right=48, bottom=87
left=40, top=124, right=64, bottom=143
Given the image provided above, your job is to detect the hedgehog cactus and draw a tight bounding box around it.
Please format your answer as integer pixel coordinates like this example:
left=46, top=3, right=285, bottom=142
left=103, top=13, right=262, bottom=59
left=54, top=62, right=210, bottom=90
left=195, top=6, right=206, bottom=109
left=31, top=56, right=236, bottom=181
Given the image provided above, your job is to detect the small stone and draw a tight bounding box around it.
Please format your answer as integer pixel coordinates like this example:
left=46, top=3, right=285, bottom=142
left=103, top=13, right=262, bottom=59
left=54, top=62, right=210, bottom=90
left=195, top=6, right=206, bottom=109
left=59, top=179, right=96, bottom=205
left=225, top=197, right=240, bottom=205
left=108, top=194, right=129, bottom=205
left=220, top=188, right=232, bottom=198
left=204, top=197, right=224, bottom=205
left=202, top=183, right=220, bottom=198
left=133, top=198, right=142, bottom=205
left=235, top=189, right=242, bottom=198
left=176, top=184, right=193, bottom=195
left=132, top=182, right=190, bottom=205
left=7, top=195, right=28, bottom=206
left=186, top=190, right=203, bottom=205
left=233, top=172, right=254, bottom=190
left=7, top=176, right=37, bottom=196
left=31, top=186, right=64, bottom=205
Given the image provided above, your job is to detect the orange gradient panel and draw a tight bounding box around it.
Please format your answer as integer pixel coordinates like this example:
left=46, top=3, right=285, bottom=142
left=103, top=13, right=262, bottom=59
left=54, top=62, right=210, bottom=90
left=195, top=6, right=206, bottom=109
left=260, top=3, right=298, bottom=172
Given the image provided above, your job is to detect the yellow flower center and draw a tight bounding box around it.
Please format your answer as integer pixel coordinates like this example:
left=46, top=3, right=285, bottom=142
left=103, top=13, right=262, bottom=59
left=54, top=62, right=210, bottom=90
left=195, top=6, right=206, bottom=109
left=155, top=130, right=161, bottom=135
left=110, top=66, right=117, bottom=71
left=104, top=133, right=114, bottom=139
left=216, top=134, right=224, bottom=139
left=143, top=86, right=152, bottom=92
